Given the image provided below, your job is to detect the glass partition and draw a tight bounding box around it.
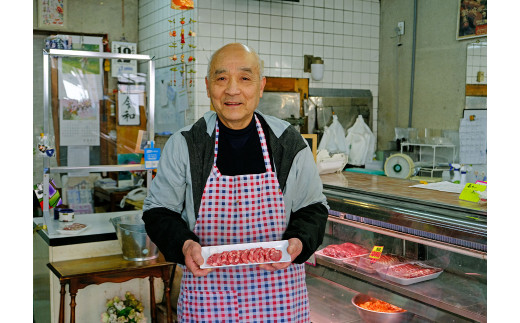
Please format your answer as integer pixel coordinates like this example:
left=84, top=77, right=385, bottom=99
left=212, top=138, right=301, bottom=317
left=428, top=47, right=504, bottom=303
left=40, top=49, right=155, bottom=226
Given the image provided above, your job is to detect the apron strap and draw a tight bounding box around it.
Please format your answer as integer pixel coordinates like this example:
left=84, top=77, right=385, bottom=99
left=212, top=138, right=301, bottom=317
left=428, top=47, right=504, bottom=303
left=213, top=114, right=274, bottom=173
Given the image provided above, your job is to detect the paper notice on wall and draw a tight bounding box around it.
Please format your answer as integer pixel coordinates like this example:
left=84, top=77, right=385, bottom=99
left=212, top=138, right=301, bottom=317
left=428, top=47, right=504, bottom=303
left=459, top=113, right=487, bottom=164
left=118, top=93, right=141, bottom=125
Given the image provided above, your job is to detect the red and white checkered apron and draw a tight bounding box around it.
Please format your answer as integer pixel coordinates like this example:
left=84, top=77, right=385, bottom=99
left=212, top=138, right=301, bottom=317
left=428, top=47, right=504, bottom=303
left=177, top=115, right=309, bottom=322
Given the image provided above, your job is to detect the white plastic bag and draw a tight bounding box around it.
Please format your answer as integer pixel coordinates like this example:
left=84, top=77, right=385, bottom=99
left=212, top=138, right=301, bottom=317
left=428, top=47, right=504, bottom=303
left=316, top=149, right=349, bottom=175
left=317, top=115, right=348, bottom=154
left=345, top=115, right=376, bottom=166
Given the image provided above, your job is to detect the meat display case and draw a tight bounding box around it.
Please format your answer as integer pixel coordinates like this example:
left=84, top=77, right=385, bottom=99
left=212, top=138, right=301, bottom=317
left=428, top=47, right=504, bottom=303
left=306, top=172, right=486, bottom=322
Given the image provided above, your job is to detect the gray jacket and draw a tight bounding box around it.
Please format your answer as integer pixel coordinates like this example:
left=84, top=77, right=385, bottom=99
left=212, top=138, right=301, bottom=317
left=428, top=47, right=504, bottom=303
left=143, top=110, right=328, bottom=230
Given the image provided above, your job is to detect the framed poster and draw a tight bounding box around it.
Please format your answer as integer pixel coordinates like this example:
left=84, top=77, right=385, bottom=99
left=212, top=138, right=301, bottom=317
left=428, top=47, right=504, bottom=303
left=457, top=0, right=487, bottom=40
left=38, top=0, right=66, bottom=28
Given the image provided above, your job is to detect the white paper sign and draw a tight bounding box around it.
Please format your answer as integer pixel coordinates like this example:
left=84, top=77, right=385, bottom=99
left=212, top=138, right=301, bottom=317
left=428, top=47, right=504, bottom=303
left=118, top=93, right=140, bottom=125
left=111, top=41, right=137, bottom=77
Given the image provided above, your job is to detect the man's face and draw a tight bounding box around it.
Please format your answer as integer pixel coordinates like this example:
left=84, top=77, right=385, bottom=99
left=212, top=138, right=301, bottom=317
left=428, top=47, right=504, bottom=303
left=206, top=44, right=266, bottom=130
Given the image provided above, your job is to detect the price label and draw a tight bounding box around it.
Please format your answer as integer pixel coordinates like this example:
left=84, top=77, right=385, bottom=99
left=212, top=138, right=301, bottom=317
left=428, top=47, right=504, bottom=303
left=459, top=183, right=487, bottom=203
left=144, top=147, right=161, bottom=169
left=369, top=246, right=384, bottom=264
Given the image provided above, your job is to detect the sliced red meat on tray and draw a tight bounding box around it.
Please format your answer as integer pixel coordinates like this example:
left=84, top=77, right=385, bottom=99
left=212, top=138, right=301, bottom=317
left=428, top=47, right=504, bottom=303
left=269, top=249, right=283, bottom=261
left=320, top=242, right=370, bottom=259
left=204, top=246, right=286, bottom=267
left=386, top=263, right=442, bottom=279
left=240, top=250, right=250, bottom=264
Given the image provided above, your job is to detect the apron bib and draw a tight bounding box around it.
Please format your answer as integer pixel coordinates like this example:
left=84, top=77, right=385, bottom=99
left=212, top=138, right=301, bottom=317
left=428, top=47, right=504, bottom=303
left=177, top=115, right=309, bottom=322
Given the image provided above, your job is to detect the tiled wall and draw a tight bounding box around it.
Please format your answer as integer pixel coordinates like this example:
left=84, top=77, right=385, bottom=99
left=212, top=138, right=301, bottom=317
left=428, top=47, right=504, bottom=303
left=139, top=0, right=380, bottom=133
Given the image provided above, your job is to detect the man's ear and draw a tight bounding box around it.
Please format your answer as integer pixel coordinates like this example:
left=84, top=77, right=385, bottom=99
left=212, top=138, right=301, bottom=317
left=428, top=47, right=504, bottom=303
left=259, top=76, right=266, bottom=97
left=205, top=77, right=210, bottom=98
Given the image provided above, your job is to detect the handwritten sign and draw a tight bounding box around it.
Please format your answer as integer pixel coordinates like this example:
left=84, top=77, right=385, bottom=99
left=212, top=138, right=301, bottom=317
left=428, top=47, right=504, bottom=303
left=369, top=246, right=384, bottom=264
left=118, top=93, right=140, bottom=125
left=459, top=183, right=487, bottom=203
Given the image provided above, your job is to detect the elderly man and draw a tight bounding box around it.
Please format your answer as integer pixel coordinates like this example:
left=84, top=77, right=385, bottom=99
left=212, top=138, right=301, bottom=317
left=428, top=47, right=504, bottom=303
left=143, top=43, right=328, bottom=322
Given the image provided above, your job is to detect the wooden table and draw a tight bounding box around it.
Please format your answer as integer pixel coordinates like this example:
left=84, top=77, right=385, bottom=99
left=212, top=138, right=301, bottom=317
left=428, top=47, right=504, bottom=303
left=47, top=254, right=174, bottom=323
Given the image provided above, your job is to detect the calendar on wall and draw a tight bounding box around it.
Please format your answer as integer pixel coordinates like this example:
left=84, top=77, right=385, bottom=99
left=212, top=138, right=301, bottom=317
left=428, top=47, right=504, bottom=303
left=58, top=36, right=103, bottom=146
left=111, top=41, right=138, bottom=78
left=59, top=98, right=100, bottom=146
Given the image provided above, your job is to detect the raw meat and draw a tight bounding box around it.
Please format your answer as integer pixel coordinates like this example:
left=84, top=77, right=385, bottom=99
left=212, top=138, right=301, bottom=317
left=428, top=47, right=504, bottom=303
left=61, top=223, right=87, bottom=231
left=386, top=263, right=442, bottom=279
left=205, top=247, right=284, bottom=267
left=344, top=253, right=407, bottom=272
left=321, top=242, right=369, bottom=259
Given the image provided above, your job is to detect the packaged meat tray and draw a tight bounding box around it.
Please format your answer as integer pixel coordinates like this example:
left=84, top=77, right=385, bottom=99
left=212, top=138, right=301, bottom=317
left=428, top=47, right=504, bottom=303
left=377, top=262, right=443, bottom=285
left=200, top=240, right=291, bottom=269
left=315, top=242, right=370, bottom=265
left=343, top=253, right=408, bottom=274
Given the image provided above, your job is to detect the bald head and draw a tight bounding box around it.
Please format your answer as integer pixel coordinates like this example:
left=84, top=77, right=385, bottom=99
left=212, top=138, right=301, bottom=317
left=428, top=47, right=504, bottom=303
left=206, top=43, right=263, bottom=80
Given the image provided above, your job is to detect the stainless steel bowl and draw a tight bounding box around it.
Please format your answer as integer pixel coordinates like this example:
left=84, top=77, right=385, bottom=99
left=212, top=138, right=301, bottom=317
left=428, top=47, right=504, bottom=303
left=351, top=293, right=409, bottom=323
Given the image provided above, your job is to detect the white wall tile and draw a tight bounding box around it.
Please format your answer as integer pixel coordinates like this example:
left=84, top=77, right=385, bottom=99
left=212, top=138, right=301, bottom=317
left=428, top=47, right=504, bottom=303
left=293, top=17, right=304, bottom=31
left=248, top=27, right=260, bottom=40
left=259, top=2, right=271, bottom=15
left=270, top=29, right=282, bottom=42
left=223, top=0, right=235, bottom=11
left=223, top=10, right=236, bottom=24
left=270, top=15, right=282, bottom=29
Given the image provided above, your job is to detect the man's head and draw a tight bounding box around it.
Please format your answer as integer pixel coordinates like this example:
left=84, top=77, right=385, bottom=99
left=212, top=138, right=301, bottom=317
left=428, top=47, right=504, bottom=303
left=206, top=43, right=266, bottom=130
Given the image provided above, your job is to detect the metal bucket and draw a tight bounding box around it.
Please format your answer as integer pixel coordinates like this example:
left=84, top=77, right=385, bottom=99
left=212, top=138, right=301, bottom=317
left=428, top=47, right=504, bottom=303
left=110, top=213, right=158, bottom=261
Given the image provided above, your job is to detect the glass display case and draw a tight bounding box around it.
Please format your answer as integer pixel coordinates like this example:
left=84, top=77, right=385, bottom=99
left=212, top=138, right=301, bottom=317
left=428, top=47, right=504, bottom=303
left=307, top=172, right=486, bottom=322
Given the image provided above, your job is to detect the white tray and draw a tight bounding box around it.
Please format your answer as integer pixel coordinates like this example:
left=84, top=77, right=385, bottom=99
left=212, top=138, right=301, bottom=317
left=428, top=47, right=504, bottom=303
left=342, top=254, right=408, bottom=274
left=377, top=262, right=443, bottom=285
left=315, top=249, right=369, bottom=265
left=200, top=240, right=291, bottom=269
left=342, top=255, right=378, bottom=273
left=56, top=223, right=89, bottom=235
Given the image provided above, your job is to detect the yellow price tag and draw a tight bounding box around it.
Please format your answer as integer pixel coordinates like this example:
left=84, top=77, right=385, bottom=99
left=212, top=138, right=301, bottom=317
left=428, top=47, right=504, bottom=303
left=459, top=183, right=487, bottom=203
left=369, top=246, right=384, bottom=263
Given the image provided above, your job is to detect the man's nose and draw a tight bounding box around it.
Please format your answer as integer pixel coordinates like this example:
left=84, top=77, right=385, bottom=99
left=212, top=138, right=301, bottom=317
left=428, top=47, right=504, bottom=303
left=225, top=78, right=240, bottom=95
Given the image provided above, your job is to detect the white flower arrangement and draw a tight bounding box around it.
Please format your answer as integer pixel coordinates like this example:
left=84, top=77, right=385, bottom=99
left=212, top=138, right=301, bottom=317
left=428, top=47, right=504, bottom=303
left=101, top=291, right=147, bottom=323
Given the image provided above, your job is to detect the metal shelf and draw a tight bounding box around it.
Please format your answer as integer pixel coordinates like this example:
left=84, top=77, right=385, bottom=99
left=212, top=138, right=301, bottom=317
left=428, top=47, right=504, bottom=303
left=45, top=164, right=147, bottom=174
left=400, top=142, right=456, bottom=177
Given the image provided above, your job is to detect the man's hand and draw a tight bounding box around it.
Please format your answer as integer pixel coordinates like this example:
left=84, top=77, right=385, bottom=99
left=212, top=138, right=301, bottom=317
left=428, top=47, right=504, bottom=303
left=258, top=238, right=303, bottom=271
left=182, top=240, right=213, bottom=277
